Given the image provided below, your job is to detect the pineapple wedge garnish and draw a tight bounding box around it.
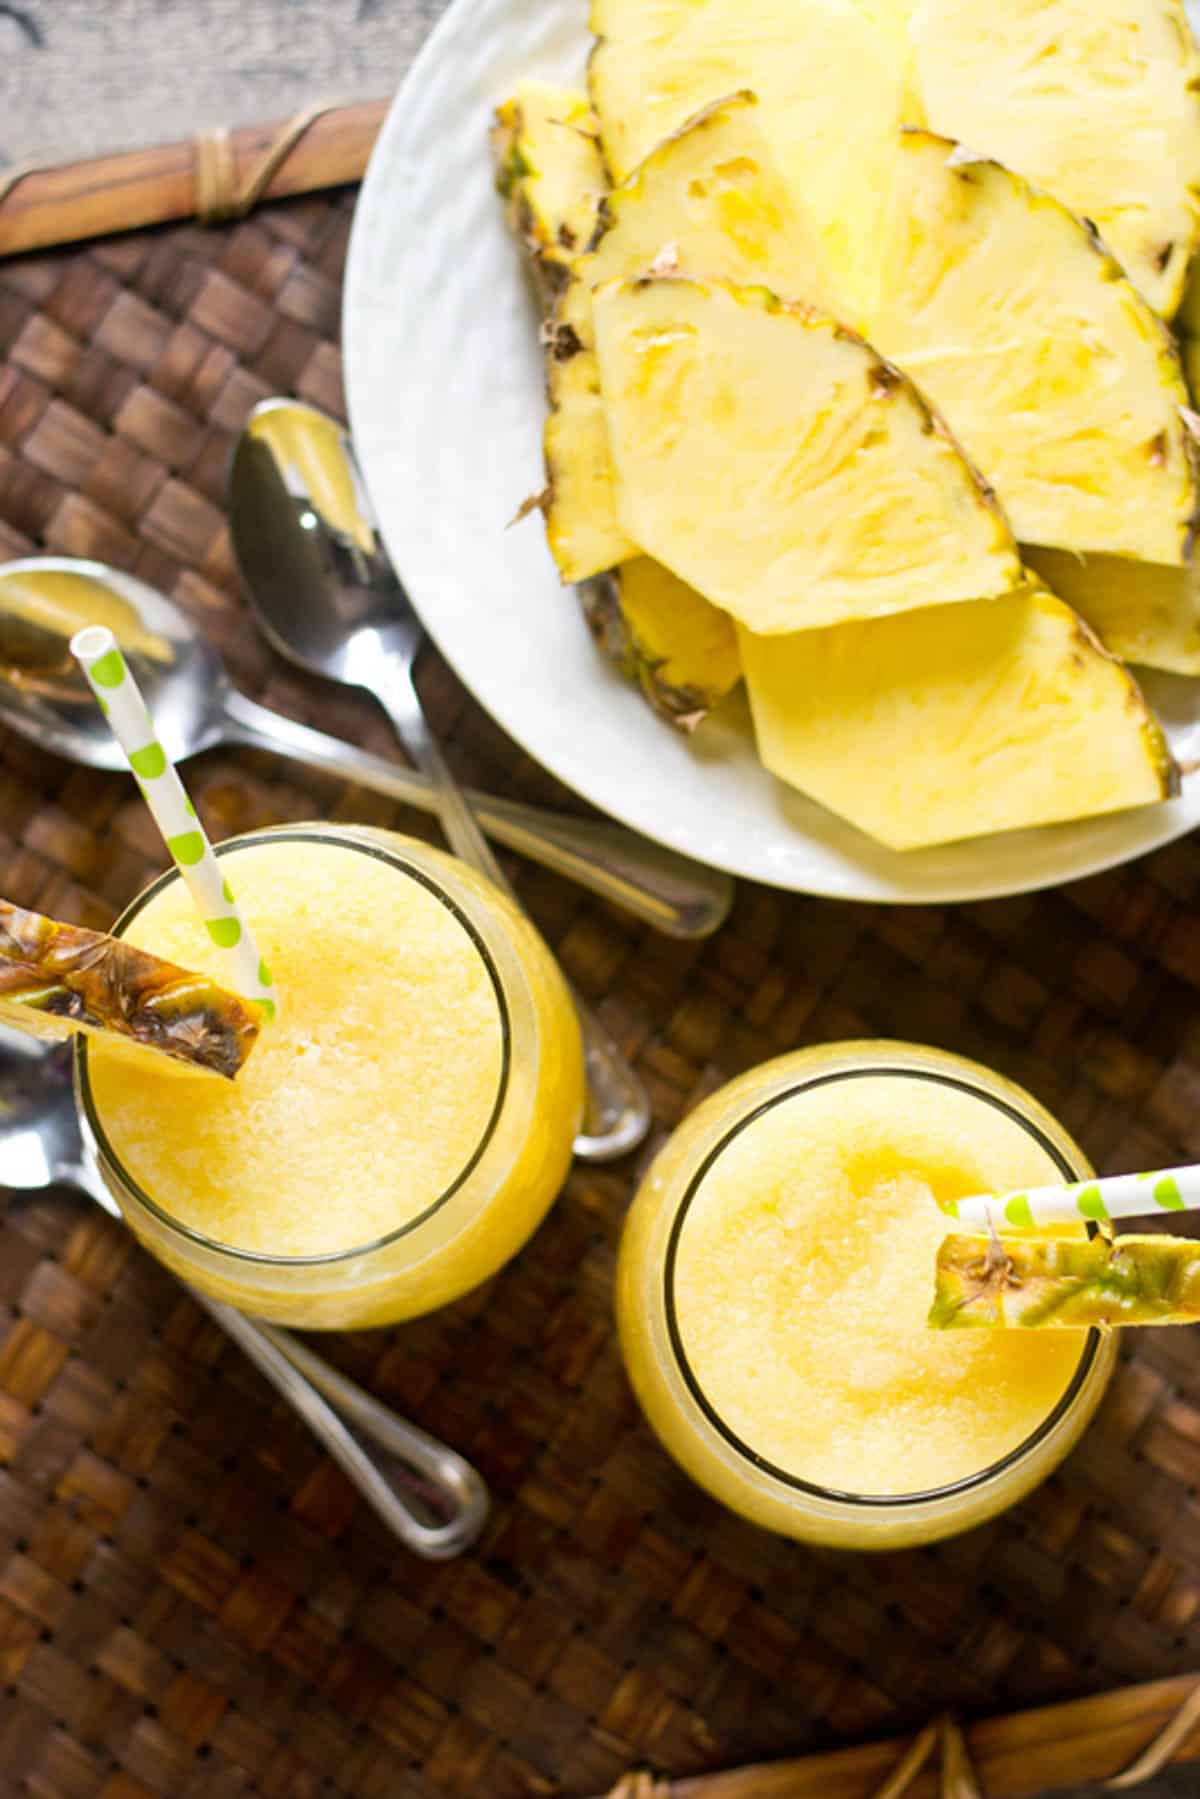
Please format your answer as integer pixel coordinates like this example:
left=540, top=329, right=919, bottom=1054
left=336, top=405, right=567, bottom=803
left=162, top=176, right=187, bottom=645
left=588, top=0, right=915, bottom=317
left=581, top=559, right=741, bottom=730
left=0, top=898, right=260, bottom=1079
left=931, top=1231, right=1200, bottom=1329
left=867, top=131, right=1197, bottom=564
left=1024, top=547, right=1200, bottom=676
left=904, top=0, right=1200, bottom=317
left=491, top=82, right=607, bottom=308
left=739, top=580, right=1177, bottom=850
left=591, top=274, right=1022, bottom=633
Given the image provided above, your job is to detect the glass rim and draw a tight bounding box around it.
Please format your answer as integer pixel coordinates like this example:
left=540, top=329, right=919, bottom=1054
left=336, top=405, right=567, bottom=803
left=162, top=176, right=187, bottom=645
left=662, top=1058, right=1101, bottom=1511
left=77, top=825, right=515, bottom=1267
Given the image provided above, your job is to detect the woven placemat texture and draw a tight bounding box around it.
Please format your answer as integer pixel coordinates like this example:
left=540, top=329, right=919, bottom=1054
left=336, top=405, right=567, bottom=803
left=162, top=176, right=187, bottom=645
left=3, top=195, right=1200, bottom=1799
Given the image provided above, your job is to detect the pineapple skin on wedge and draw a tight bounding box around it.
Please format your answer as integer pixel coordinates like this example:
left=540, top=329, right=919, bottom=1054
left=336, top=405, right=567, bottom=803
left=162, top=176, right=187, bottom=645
left=905, top=0, right=1200, bottom=318
left=491, top=83, right=607, bottom=307
left=591, top=274, right=1022, bottom=634
left=932, top=1231, right=1200, bottom=1329
left=581, top=559, right=742, bottom=730
left=543, top=277, right=638, bottom=580
left=0, top=898, right=260, bottom=1079
left=739, top=581, right=1177, bottom=851
left=588, top=0, right=916, bottom=319
left=868, top=130, right=1198, bottom=565
left=1024, top=546, right=1200, bottom=675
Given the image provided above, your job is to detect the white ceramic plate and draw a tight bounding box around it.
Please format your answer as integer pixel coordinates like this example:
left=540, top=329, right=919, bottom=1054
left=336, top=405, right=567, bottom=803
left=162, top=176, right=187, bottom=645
left=344, top=0, right=1200, bottom=903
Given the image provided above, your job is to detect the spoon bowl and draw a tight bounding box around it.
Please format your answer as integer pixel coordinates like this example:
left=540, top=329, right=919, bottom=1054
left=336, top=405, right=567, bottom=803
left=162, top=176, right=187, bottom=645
left=0, top=555, right=733, bottom=939
left=0, top=557, right=229, bottom=770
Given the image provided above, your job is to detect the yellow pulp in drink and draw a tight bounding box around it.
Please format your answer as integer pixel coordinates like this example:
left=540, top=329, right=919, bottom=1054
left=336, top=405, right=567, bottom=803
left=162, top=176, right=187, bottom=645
left=675, top=1077, right=1085, bottom=1493
left=84, top=830, right=584, bottom=1326
left=618, top=1045, right=1110, bottom=1545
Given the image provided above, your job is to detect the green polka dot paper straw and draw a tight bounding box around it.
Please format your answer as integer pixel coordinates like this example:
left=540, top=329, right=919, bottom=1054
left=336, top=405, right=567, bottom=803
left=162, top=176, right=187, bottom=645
left=70, top=625, right=276, bottom=1019
left=948, top=1166, right=1200, bottom=1230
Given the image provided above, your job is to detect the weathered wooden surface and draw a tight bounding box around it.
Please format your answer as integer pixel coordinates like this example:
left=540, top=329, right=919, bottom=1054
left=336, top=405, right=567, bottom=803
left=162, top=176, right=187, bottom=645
left=0, top=0, right=449, bottom=169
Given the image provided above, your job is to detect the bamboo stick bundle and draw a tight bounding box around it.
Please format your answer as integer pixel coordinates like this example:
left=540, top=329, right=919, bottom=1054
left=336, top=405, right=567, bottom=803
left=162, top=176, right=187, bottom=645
left=594, top=1673, right=1200, bottom=1799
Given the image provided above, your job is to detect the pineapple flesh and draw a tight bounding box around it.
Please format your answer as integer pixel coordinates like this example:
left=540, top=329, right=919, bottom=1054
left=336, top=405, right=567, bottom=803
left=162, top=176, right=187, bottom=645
left=904, top=0, right=1200, bottom=318
left=1024, top=546, right=1200, bottom=675
left=587, top=0, right=916, bottom=318
left=491, top=82, right=608, bottom=307
left=0, top=898, right=261, bottom=1079
left=581, top=559, right=741, bottom=729
left=931, top=1231, right=1200, bottom=1328
left=591, top=274, right=1022, bottom=634
left=867, top=130, right=1197, bottom=564
left=543, top=87, right=831, bottom=582
left=739, top=580, right=1176, bottom=850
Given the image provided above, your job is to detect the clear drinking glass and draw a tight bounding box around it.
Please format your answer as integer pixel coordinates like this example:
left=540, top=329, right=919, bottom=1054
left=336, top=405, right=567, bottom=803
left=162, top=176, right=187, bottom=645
left=77, top=824, right=584, bottom=1328
left=617, top=1041, right=1116, bottom=1550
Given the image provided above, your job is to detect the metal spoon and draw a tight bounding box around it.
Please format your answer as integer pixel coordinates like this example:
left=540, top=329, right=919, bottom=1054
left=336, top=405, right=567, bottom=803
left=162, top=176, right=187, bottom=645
left=0, top=557, right=732, bottom=942
left=0, top=1024, right=488, bottom=1559
left=229, top=399, right=651, bottom=1162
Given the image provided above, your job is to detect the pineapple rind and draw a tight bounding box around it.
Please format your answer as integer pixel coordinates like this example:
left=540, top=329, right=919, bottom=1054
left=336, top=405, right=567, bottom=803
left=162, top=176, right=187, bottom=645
left=491, top=84, right=607, bottom=308
left=0, top=899, right=260, bottom=1080
left=868, top=130, right=1199, bottom=564
left=592, top=273, right=1022, bottom=634
left=1024, top=545, right=1200, bottom=675
left=582, top=560, right=742, bottom=729
left=904, top=0, right=1200, bottom=317
left=739, top=579, right=1176, bottom=850
left=931, top=1231, right=1200, bottom=1329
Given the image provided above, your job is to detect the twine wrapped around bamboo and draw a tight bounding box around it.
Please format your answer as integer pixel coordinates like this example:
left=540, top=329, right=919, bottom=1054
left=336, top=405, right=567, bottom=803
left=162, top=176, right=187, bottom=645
left=0, top=98, right=386, bottom=257
left=597, top=1673, right=1200, bottom=1799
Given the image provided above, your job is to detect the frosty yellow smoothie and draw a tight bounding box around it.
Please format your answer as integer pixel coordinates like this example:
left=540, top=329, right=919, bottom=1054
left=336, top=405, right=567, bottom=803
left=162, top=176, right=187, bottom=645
left=79, top=825, right=584, bottom=1327
left=618, top=1042, right=1115, bottom=1548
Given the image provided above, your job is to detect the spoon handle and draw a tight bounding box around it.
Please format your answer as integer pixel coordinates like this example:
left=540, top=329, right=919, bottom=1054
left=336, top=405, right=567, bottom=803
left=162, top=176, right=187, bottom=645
left=71, top=1147, right=488, bottom=1557
left=221, top=689, right=731, bottom=941
left=192, top=1296, right=489, bottom=1559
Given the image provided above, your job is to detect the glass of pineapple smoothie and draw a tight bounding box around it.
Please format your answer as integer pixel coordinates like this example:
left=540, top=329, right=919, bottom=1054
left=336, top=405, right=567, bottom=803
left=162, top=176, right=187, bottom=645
left=76, top=824, right=584, bottom=1328
left=617, top=1041, right=1116, bottom=1550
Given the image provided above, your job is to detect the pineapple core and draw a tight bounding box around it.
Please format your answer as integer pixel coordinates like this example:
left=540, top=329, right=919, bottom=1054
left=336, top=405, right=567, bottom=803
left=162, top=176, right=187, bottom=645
left=671, top=1075, right=1087, bottom=1495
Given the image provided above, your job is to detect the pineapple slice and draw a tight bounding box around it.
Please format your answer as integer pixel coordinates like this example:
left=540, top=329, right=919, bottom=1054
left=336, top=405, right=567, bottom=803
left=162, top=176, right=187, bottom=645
left=0, top=898, right=260, bottom=1079
left=581, top=559, right=741, bottom=730
left=587, top=0, right=915, bottom=317
left=543, top=276, right=639, bottom=580
left=738, top=580, right=1176, bottom=850
left=1024, top=547, right=1200, bottom=675
left=585, top=89, right=829, bottom=309
left=904, top=0, right=1200, bottom=317
left=591, top=274, right=1021, bottom=634
left=491, top=82, right=607, bottom=306
left=867, top=131, right=1197, bottom=564
left=931, top=1231, right=1200, bottom=1328
left=543, top=87, right=830, bottom=582
left=494, top=85, right=739, bottom=724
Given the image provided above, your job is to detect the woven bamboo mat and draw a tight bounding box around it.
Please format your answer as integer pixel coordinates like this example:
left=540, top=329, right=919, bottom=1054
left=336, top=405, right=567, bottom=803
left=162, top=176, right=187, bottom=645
left=4, top=193, right=1200, bottom=1799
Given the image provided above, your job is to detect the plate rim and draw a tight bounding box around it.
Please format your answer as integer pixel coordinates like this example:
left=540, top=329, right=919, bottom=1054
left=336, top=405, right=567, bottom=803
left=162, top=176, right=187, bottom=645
left=342, top=0, right=1200, bottom=906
